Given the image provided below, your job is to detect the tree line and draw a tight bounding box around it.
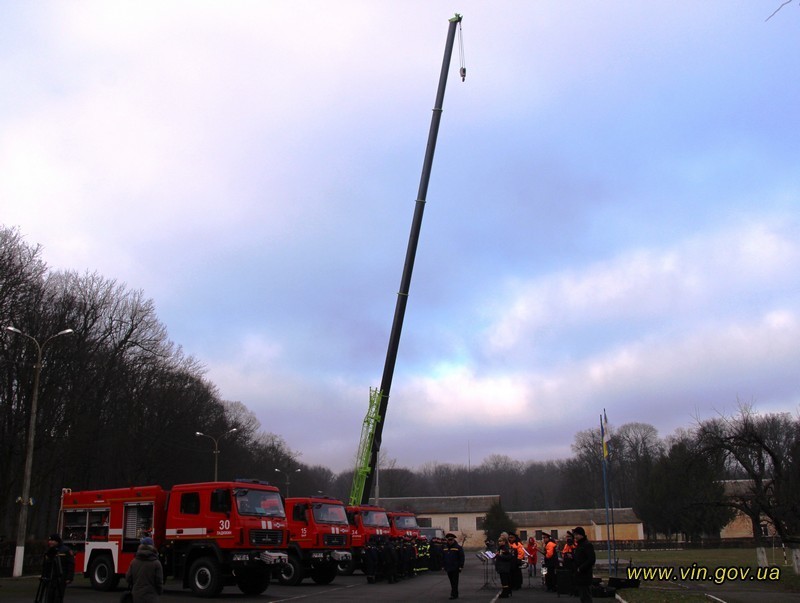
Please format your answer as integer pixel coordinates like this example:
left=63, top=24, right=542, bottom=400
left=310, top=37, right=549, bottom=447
left=2, top=225, right=798, bottom=566
left=0, top=226, right=304, bottom=542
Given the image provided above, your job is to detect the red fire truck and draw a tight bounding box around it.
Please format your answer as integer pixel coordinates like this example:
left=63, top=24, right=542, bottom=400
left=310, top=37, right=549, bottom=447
left=386, top=510, right=421, bottom=539
left=338, top=504, right=391, bottom=575
left=58, top=480, right=288, bottom=597
left=278, top=496, right=351, bottom=585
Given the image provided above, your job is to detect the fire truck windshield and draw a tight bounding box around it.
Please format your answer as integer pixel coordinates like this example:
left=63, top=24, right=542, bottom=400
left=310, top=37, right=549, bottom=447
left=234, top=488, right=285, bottom=517
left=311, top=503, right=348, bottom=524
left=393, top=515, right=419, bottom=529
left=362, top=510, right=390, bottom=528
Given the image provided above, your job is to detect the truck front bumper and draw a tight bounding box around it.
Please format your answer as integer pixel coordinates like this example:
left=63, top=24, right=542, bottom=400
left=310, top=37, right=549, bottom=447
left=310, top=550, right=352, bottom=563
left=230, top=550, right=289, bottom=566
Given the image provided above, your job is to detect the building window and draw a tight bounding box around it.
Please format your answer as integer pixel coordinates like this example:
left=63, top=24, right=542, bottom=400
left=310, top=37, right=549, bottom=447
left=449, top=517, right=459, bottom=532
left=519, top=530, right=527, bottom=540
left=476, top=516, right=486, bottom=531
left=417, top=517, right=432, bottom=528
left=535, top=530, right=542, bottom=540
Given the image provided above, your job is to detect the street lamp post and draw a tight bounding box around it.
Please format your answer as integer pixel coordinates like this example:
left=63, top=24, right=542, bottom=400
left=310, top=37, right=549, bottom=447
left=274, top=468, right=301, bottom=498
left=195, top=428, right=237, bottom=481
left=6, top=326, right=73, bottom=578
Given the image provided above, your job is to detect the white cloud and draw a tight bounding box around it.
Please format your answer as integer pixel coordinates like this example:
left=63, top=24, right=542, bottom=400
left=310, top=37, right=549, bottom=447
left=486, top=218, right=800, bottom=354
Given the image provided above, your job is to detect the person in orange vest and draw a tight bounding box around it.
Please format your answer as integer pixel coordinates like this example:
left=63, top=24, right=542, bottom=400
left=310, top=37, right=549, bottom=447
left=562, top=530, right=577, bottom=595
left=507, top=533, right=525, bottom=591
left=525, top=536, right=539, bottom=578
left=543, top=532, right=558, bottom=592
left=562, top=531, right=576, bottom=569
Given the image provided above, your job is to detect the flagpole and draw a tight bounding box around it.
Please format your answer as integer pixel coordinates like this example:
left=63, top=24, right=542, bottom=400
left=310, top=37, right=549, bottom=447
left=601, top=412, right=613, bottom=576
left=610, top=493, right=618, bottom=576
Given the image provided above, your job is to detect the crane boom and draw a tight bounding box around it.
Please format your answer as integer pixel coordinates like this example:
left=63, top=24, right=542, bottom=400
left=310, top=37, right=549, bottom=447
left=356, top=13, right=463, bottom=505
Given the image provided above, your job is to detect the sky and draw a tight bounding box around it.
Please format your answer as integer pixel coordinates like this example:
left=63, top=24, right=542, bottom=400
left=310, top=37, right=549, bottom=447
left=2, top=1, right=799, bottom=474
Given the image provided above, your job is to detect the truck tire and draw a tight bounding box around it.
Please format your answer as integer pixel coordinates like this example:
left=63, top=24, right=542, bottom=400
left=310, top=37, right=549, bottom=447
left=88, top=554, right=119, bottom=591
left=311, top=564, right=338, bottom=584
left=235, top=569, right=270, bottom=595
left=277, top=555, right=304, bottom=586
left=188, top=557, right=224, bottom=597
left=337, top=556, right=356, bottom=576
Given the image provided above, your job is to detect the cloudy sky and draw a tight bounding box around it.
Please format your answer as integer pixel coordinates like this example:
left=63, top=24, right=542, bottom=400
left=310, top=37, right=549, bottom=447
left=2, top=1, right=799, bottom=473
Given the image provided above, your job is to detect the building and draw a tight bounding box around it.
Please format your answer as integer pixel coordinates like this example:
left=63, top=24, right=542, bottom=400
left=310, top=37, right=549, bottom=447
left=719, top=480, right=778, bottom=540
left=373, top=496, right=645, bottom=548
left=508, top=508, right=644, bottom=542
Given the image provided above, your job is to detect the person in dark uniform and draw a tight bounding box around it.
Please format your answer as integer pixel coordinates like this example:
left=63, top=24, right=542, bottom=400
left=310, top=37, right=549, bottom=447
left=363, top=536, right=380, bottom=583
left=572, top=527, right=596, bottom=603
left=38, top=533, right=74, bottom=603
left=494, top=534, right=515, bottom=599
left=442, top=533, right=465, bottom=600
left=414, top=536, right=430, bottom=573
left=380, top=537, right=399, bottom=584
left=429, top=536, right=444, bottom=571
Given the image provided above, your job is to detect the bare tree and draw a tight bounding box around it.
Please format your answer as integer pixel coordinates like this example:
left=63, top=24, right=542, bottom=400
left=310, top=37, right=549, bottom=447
left=697, top=405, right=800, bottom=572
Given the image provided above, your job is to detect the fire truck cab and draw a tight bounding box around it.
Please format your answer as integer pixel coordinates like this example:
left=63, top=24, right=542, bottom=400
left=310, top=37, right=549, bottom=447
left=279, top=496, right=351, bottom=586
left=59, top=480, right=288, bottom=597
left=386, top=510, right=421, bottom=539
left=338, top=504, right=391, bottom=575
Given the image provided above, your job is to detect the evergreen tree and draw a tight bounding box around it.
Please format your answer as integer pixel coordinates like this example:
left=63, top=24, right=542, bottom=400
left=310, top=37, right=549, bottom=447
left=482, top=501, right=517, bottom=542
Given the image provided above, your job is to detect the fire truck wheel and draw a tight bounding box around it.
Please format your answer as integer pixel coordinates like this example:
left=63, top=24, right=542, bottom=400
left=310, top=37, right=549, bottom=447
left=188, top=557, right=224, bottom=597
left=235, top=570, right=270, bottom=595
left=88, top=555, right=119, bottom=591
left=277, top=555, right=304, bottom=586
left=311, top=564, right=338, bottom=584
left=337, top=557, right=356, bottom=576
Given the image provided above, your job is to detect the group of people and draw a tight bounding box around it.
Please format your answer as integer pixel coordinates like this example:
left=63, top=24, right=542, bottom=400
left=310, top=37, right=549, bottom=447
left=493, top=527, right=596, bottom=602
left=361, top=534, right=426, bottom=583
left=360, top=532, right=465, bottom=599
left=38, top=533, right=162, bottom=603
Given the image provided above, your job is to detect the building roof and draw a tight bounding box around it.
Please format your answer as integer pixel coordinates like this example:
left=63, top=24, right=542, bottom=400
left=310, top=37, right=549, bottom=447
left=508, top=508, right=641, bottom=526
left=370, top=495, right=500, bottom=514
left=720, top=479, right=772, bottom=498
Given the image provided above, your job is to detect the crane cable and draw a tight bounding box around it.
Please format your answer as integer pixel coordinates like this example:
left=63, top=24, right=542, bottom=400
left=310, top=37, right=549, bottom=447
left=458, top=19, right=466, bottom=81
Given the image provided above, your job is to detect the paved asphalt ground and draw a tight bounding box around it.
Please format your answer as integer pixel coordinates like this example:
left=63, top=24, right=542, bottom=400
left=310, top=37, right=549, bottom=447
left=1, top=562, right=548, bottom=603
left=3, top=562, right=800, bottom=602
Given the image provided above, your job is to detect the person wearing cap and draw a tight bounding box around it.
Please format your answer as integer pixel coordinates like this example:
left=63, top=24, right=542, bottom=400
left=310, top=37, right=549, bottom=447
left=125, top=536, right=164, bottom=603
left=542, top=532, right=558, bottom=592
left=572, top=526, right=596, bottom=603
left=40, top=533, right=74, bottom=603
left=562, top=530, right=577, bottom=594
left=507, top=533, right=524, bottom=591
left=442, top=533, right=464, bottom=599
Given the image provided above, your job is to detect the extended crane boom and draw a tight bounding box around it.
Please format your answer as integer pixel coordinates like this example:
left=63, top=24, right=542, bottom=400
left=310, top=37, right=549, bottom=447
left=355, top=14, right=464, bottom=505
